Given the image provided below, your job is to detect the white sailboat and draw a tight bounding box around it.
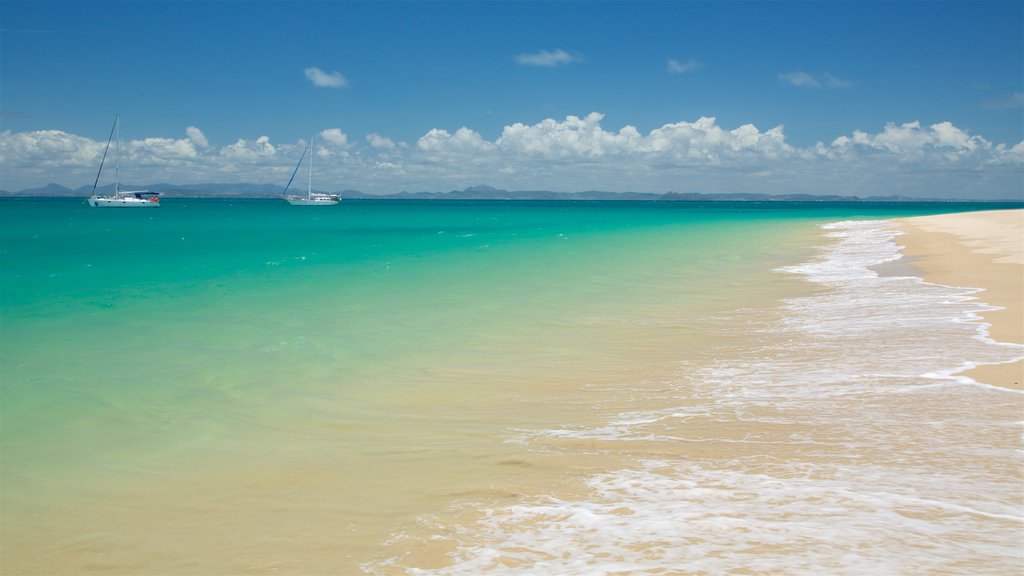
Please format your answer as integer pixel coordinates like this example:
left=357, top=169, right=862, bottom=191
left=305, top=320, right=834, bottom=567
left=88, top=115, right=160, bottom=208
left=282, top=136, right=340, bottom=206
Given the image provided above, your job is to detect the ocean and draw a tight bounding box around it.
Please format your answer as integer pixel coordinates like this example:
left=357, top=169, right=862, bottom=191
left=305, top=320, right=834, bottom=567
left=1, top=198, right=1021, bottom=575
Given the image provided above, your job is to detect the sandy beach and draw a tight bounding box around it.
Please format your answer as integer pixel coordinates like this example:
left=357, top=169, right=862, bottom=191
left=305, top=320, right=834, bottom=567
left=896, top=209, right=1024, bottom=390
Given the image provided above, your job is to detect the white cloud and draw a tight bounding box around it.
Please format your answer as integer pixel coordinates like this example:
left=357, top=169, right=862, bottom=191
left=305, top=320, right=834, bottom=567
left=220, top=135, right=276, bottom=162
left=408, top=114, right=1018, bottom=197
left=639, top=117, right=792, bottom=163
left=829, top=121, right=991, bottom=159
left=990, top=141, right=1024, bottom=164
left=1, top=115, right=1020, bottom=199
left=304, top=66, right=348, bottom=88
left=475, top=113, right=791, bottom=165
left=667, top=58, right=701, bottom=74
left=0, top=129, right=208, bottom=187
left=128, top=137, right=200, bottom=163
left=515, top=49, right=579, bottom=67
left=319, top=128, right=350, bottom=147
left=0, top=129, right=104, bottom=168
left=497, top=112, right=640, bottom=159
left=186, top=126, right=209, bottom=149
left=417, top=127, right=494, bottom=157
left=366, top=133, right=397, bottom=149
left=780, top=71, right=851, bottom=89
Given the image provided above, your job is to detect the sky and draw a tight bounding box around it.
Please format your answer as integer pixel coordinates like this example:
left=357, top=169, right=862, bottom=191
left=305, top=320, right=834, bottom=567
left=1, top=1, right=1022, bottom=199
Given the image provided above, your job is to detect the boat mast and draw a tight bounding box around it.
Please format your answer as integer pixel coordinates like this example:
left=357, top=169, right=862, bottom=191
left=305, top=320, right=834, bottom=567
left=308, top=135, right=313, bottom=199
left=90, top=115, right=117, bottom=199
left=282, top=143, right=308, bottom=197
left=114, top=114, right=121, bottom=198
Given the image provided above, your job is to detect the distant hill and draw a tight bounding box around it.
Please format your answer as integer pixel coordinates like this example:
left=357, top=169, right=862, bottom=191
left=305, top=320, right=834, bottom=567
left=10, top=183, right=79, bottom=196
left=358, top=187, right=974, bottom=202
left=373, top=186, right=657, bottom=201
left=0, top=183, right=1009, bottom=203
left=2, top=182, right=286, bottom=198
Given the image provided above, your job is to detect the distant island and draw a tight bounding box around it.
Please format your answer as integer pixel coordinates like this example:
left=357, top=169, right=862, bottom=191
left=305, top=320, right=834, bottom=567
left=0, top=183, right=1014, bottom=203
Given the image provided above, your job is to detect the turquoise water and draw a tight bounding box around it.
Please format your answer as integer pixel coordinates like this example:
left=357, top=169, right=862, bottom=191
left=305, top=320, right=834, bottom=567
left=2, top=198, right=1020, bottom=574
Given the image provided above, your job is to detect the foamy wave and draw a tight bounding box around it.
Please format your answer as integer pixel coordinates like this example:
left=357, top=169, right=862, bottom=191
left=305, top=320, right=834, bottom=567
left=420, top=461, right=1021, bottom=575
left=776, top=219, right=1023, bottom=385
left=376, top=219, right=1024, bottom=575
left=779, top=219, right=904, bottom=283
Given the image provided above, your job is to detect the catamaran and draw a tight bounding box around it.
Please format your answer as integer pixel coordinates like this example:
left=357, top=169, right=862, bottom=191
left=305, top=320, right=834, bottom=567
left=282, top=136, right=340, bottom=206
left=88, top=115, right=160, bottom=208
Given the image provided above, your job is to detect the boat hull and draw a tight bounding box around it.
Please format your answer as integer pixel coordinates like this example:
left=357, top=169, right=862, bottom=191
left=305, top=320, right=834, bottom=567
left=283, top=195, right=340, bottom=206
left=89, top=197, right=160, bottom=208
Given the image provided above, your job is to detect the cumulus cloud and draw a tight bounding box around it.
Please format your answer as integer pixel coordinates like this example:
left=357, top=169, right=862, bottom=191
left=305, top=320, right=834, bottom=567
left=497, top=112, right=639, bottom=159
left=1, top=114, right=1020, bottom=198
left=220, top=135, right=276, bottom=162
left=417, top=127, right=494, bottom=159
left=0, top=129, right=104, bottom=167
left=0, top=129, right=210, bottom=187
left=470, top=113, right=790, bottom=165
left=991, top=141, right=1024, bottom=164
left=304, top=66, right=348, bottom=88
left=186, top=126, right=209, bottom=148
left=667, top=58, right=701, bottom=74
left=366, top=133, right=397, bottom=149
left=780, top=71, right=851, bottom=89
left=319, top=128, right=350, bottom=147
left=644, top=118, right=792, bottom=163
left=829, top=121, right=991, bottom=160
left=404, top=114, right=1019, bottom=197
left=515, top=49, right=579, bottom=67
left=128, top=137, right=200, bottom=164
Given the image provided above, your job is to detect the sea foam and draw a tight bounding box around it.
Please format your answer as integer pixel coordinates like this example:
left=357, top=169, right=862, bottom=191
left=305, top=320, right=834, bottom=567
left=375, top=219, right=1024, bottom=575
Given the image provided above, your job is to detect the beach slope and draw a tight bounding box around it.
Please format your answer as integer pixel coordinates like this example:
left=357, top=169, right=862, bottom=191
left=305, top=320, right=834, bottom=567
left=896, top=209, right=1023, bottom=390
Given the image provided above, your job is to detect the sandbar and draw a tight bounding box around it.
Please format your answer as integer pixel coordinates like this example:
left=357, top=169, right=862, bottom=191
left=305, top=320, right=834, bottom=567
left=896, top=209, right=1023, bottom=390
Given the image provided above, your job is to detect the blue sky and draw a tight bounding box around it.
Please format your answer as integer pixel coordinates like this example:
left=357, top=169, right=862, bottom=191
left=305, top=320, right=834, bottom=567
left=1, top=1, right=1022, bottom=198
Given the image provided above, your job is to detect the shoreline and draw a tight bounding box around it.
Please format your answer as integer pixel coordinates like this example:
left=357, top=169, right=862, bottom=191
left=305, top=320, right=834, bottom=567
left=3, top=194, right=1024, bottom=204
left=895, top=209, right=1024, bottom=390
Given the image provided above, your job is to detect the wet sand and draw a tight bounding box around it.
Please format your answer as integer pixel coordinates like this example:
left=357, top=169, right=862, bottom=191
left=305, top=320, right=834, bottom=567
left=896, top=209, right=1024, bottom=390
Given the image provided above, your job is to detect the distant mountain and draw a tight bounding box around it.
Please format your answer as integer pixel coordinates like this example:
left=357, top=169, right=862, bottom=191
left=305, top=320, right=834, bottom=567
left=658, top=191, right=871, bottom=202
left=376, top=187, right=970, bottom=202
left=8, top=183, right=78, bottom=196
left=2, top=182, right=288, bottom=198
left=0, top=183, right=1011, bottom=203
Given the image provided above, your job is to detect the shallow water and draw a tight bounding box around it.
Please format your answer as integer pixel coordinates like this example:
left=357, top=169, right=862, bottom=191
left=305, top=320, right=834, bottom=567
left=1, top=199, right=1020, bottom=574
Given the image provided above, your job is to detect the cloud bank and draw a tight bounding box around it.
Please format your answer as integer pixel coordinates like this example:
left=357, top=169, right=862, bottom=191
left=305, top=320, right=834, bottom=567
left=1, top=114, right=1021, bottom=199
